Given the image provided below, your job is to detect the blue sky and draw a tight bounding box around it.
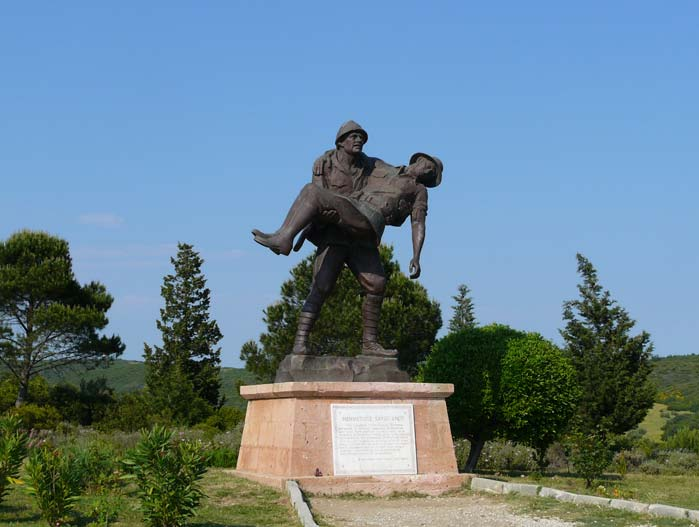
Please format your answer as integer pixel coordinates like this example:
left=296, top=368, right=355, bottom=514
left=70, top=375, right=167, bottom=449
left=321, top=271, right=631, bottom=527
left=2, top=2, right=697, bottom=366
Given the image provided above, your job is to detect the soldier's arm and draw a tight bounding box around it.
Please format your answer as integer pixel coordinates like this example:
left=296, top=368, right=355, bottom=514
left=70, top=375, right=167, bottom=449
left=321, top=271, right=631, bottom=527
left=409, top=186, right=428, bottom=279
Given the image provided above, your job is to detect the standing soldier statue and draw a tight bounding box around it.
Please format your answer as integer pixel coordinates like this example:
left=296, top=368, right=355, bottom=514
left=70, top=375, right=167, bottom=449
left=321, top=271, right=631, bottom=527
left=253, top=121, right=442, bottom=360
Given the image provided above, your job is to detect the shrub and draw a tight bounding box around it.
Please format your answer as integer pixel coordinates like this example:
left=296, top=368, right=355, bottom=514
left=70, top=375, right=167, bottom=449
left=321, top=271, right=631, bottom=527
left=477, top=440, right=538, bottom=472
left=666, top=427, right=699, bottom=454
left=0, top=414, right=29, bottom=503
left=500, top=333, right=580, bottom=469
left=62, top=438, right=122, bottom=490
left=122, top=425, right=209, bottom=527
left=663, top=412, right=699, bottom=439
left=201, top=406, right=245, bottom=432
left=10, top=403, right=61, bottom=430
left=96, top=391, right=155, bottom=432
left=568, top=431, right=614, bottom=487
left=25, top=446, right=83, bottom=526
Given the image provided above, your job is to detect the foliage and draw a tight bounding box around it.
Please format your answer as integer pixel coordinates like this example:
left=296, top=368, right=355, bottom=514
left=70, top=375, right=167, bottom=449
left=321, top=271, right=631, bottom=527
left=146, top=363, right=214, bottom=426
left=663, top=412, right=699, bottom=439
left=49, top=378, right=116, bottom=425
left=200, top=406, right=245, bottom=433
left=568, top=430, right=615, bottom=488
left=448, top=283, right=477, bottom=332
left=0, top=230, right=124, bottom=407
left=651, top=353, right=699, bottom=412
left=1, top=468, right=302, bottom=527
left=0, top=374, right=52, bottom=412
left=25, top=445, right=84, bottom=526
left=500, top=333, right=580, bottom=468
left=665, top=427, right=699, bottom=453
left=560, top=254, right=655, bottom=483
left=9, top=403, right=62, bottom=430
left=122, top=425, right=208, bottom=527
left=144, top=243, right=223, bottom=423
left=419, top=324, right=524, bottom=471
left=0, top=414, right=29, bottom=503
left=242, top=245, right=442, bottom=380
left=561, top=254, right=655, bottom=435
left=455, top=439, right=538, bottom=472
left=61, top=438, right=123, bottom=490
left=96, top=391, right=155, bottom=432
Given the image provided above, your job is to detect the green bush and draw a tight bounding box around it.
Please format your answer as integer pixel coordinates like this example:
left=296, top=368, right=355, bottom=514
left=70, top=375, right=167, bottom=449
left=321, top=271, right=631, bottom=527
left=62, top=438, right=122, bottom=490
left=122, top=425, right=209, bottom=527
left=419, top=324, right=525, bottom=471
left=96, top=391, right=155, bottom=432
left=568, top=431, right=614, bottom=487
left=662, top=412, right=699, bottom=439
left=9, top=403, right=61, bottom=430
left=201, top=406, right=245, bottom=432
left=0, top=414, right=29, bottom=503
left=500, top=333, right=580, bottom=469
left=478, top=440, right=538, bottom=472
left=25, top=446, right=83, bottom=526
left=666, top=427, right=699, bottom=453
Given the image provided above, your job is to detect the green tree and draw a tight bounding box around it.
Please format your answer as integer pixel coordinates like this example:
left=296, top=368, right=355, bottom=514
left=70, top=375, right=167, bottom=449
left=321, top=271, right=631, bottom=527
left=144, top=243, right=223, bottom=423
left=0, top=230, right=123, bottom=407
left=561, top=253, right=655, bottom=484
left=241, top=245, right=442, bottom=381
left=448, top=284, right=477, bottom=332
left=419, top=324, right=525, bottom=472
left=500, top=333, right=580, bottom=469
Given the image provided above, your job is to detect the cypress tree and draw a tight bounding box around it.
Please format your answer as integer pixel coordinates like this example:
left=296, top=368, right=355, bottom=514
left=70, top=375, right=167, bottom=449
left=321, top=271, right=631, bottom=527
left=448, top=284, right=477, bottom=333
left=144, top=243, right=223, bottom=422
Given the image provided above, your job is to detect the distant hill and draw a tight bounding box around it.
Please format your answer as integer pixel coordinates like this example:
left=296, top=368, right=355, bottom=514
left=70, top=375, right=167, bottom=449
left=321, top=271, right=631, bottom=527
left=14, top=354, right=699, bottom=418
left=41, top=359, right=260, bottom=409
left=650, top=354, right=699, bottom=412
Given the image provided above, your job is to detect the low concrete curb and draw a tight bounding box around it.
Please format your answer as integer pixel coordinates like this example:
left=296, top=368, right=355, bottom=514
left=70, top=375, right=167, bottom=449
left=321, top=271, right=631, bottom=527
left=471, top=477, right=698, bottom=522
left=286, top=480, right=319, bottom=527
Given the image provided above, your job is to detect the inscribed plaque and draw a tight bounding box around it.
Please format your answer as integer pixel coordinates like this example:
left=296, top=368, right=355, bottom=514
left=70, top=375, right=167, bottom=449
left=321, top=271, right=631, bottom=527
left=331, top=403, right=417, bottom=476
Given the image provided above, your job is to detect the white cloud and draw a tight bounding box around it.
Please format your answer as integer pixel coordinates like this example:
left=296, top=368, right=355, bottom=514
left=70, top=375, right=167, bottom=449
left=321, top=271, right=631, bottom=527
left=78, top=213, right=125, bottom=227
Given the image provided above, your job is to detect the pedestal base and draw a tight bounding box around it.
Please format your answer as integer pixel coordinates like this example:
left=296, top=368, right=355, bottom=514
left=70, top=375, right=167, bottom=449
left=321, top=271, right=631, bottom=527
left=229, top=470, right=471, bottom=496
left=235, top=382, right=460, bottom=496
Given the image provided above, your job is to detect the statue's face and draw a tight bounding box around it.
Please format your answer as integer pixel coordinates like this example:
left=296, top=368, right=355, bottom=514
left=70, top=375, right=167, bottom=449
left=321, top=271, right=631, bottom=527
left=410, top=157, right=436, bottom=179
left=338, top=132, right=365, bottom=155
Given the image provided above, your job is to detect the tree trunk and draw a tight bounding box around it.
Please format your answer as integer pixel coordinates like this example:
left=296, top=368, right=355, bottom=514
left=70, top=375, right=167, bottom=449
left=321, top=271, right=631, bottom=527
left=15, top=378, right=29, bottom=407
left=462, top=437, right=485, bottom=473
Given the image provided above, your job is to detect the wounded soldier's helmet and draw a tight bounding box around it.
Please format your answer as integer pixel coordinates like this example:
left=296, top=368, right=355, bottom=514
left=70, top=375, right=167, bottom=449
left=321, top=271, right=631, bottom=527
left=409, top=152, right=443, bottom=188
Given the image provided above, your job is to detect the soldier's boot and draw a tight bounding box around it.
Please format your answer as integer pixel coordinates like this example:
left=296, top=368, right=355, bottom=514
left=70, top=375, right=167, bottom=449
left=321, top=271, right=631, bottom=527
left=360, top=294, right=398, bottom=358
left=291, top=311, right=318, bottom=355
left=252, top=187, right=318, bottom=255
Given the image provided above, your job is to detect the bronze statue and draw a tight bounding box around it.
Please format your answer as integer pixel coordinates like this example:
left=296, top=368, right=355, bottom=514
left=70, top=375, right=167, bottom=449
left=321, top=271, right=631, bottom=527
left=253, top=121, right=442, bottom=359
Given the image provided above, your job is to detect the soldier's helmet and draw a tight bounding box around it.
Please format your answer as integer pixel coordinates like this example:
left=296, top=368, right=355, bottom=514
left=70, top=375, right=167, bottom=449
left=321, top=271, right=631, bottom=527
left=335, top=120, right=368, bottom=145
left=409, top=152, right=443, bottom=188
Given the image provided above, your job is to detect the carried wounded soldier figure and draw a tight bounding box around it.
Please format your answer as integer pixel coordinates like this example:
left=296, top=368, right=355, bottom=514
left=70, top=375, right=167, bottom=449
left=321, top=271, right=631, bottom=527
left=252, top=152, right=442, bottom=264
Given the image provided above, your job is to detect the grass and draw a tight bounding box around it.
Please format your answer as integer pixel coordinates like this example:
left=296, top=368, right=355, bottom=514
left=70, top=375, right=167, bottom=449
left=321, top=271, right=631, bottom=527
left=639, top=402, right=670, bottom=441
left=503, top=492, right=696, bottom=527
left=0, top=469, right=302, bottom=527
left=500, top=473, right=699, bottom=511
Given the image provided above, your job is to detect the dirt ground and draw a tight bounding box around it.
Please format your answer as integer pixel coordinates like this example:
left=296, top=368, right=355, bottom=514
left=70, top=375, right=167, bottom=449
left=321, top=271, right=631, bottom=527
left=310, top=494, right=578, bottom=527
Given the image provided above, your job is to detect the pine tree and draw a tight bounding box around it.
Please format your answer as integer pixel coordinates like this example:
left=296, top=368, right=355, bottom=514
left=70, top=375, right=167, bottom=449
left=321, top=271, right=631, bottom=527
left=561, top=253, right=655, bottom=484
left=0, top=230, right=123, bottom=406
left=448, top=284, right=477, bottom=333
left=144, top=243, right=223, bottom=423
left=241, top=245, right=442, bottom=381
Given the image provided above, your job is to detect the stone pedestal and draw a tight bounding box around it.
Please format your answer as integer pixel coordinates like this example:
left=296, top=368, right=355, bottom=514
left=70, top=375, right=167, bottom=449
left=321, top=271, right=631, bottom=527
left=232, top=381, right=468, bottom=496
